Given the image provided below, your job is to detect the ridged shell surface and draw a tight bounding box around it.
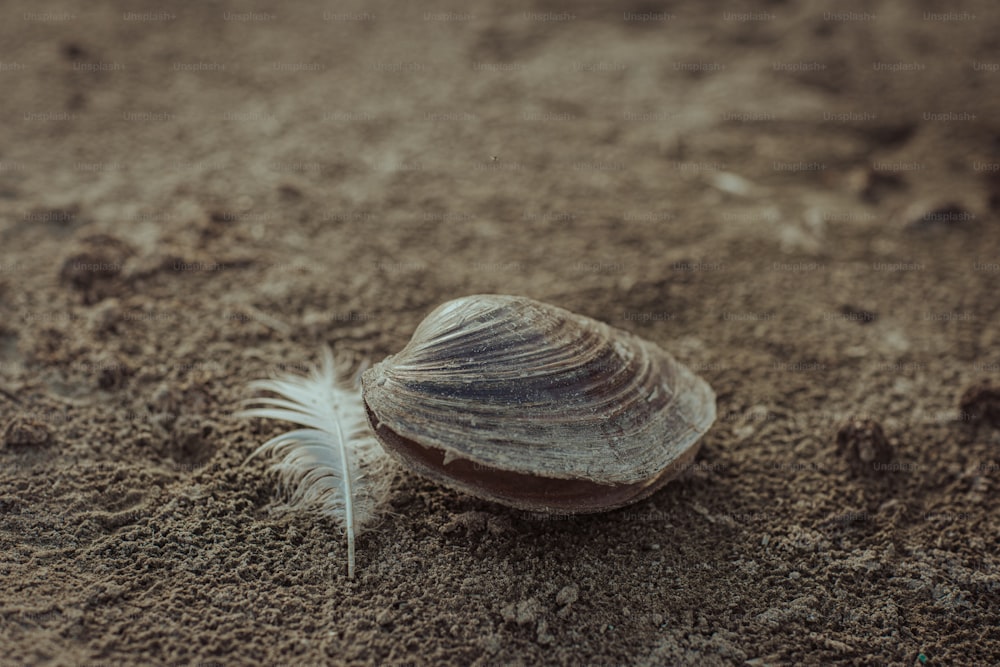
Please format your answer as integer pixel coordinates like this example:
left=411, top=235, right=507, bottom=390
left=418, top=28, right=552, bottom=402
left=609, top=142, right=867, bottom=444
left=361, top=295, right=716, bottom=500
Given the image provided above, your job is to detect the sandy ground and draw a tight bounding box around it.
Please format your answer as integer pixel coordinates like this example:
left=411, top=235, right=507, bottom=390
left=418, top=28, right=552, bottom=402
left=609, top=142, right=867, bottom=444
left=2, top=0, right=999, bottom=665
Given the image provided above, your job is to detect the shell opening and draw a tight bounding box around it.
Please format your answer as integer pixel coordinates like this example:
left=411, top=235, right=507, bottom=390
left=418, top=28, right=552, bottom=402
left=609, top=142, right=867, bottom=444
left=364, top=403, right=701, bottom=513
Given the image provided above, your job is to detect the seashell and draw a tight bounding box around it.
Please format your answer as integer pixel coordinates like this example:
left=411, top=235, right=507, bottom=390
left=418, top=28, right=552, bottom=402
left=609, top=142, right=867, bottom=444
left=360, top=294, right=716, bottom=513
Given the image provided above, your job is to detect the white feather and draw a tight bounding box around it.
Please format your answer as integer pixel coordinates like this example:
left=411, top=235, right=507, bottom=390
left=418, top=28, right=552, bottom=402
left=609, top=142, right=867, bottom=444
left=239, top=348, right=393, bottom=578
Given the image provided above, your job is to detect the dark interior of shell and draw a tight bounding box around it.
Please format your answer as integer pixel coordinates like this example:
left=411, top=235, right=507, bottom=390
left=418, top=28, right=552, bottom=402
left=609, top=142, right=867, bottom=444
left=361, top=294, right=717, bottom=513
left=363, top=409, right=705, bottom=512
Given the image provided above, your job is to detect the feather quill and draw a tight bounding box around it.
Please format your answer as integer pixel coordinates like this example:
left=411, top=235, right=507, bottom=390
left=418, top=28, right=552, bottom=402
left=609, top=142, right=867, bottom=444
left=238, top=348, right=393, bottom=578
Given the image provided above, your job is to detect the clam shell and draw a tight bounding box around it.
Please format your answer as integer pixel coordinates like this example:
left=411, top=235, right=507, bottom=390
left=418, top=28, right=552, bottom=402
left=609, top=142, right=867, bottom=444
left=361, top=294, right=716, bottom=513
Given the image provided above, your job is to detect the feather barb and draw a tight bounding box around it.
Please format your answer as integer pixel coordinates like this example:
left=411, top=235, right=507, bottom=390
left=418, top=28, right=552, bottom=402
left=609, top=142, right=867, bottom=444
left=238, top=348, right=392, bottom=578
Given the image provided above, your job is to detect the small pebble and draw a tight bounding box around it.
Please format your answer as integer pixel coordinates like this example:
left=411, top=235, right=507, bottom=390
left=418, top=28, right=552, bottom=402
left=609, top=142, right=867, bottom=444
left=710, top=172, right=754, bottom=196
left=2, top=417, right=52, bottom=448
left=846, top=167, right=904, bottom=203
left=959, top=380, right=1000, bottom=427
left=904, top=201, right=975, bottom=232
left=836, top=418, right=893, bottom=474
left=556, top=584, right=579, bottom=607
left=509, top=598, right=541, bottom=625
left=95, top=354, right=131, bottom=390
left=58, top=234, right=133, bottom=291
